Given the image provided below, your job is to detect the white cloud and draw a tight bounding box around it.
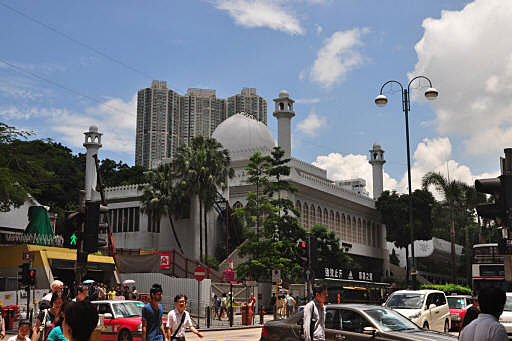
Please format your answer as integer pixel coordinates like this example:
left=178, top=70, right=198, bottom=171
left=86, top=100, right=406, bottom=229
left=312, top=152, right=398, bottom=198
left=412, top=0, right=512, bottom=156
left=310, top=28, right=368, bottom=88
left=309, top=137, right=499, bottom=199
left=215, top=0, right=304, bottom=35
left=295, top=97, right=321, bottom=104
left=315, top=24, right=323, bottom=35
left=297, top=111, right=326, bottom=136
left=0, top=94, right=137, bottom=154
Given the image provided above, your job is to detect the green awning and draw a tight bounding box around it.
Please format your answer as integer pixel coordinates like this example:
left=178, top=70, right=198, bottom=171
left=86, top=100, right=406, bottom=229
left=24, top=206, right=54, bottom=245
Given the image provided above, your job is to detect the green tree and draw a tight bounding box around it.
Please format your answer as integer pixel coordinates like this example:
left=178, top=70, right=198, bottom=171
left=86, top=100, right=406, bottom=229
left=376, top=189, right=434, bottom=279
left=139, top=163, right=187, bottom=254
left=309, top=224, right=352, bottom=276
left=422, top=172, right=468, bottom=282
left=172, top=136, right=234, bottom=263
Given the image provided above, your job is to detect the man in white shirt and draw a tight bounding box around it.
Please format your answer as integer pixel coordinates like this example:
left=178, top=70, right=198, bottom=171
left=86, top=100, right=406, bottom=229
left=303, top=284, right=328, bottom=341
left=459, top=287, right=508, bottom=341
left=166, top=294, right=203, bottom=341
left=42, top=280, right=64, bottom=302
left=7, top=320, right=31, bottom=341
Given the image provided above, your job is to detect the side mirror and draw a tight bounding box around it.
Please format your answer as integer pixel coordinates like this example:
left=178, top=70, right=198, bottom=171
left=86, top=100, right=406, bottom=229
left=428, top=304, right=436, bottom=310
left=363, top=327, right=377, bottom=336
left=103, top=313, right=113, bottom=319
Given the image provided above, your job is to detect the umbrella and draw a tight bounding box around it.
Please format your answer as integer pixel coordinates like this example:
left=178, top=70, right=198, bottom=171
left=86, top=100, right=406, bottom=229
left=83, top=279, right=95, bottom=284
left=123, top=279, right=135, bottom=285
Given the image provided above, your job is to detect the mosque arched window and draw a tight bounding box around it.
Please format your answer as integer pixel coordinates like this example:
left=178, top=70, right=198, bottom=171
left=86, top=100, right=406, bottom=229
left=341, top=214, right=346, bottom=241
left=323, top=208, right=328, bottom=226
left=329, top=210, right=335, bottom=233
left=335, top=212, right=340, bottom=238
left=310, top=205, right=316, bottom=228
left=372, top=222, right=377, bottom=247
left=357, top=218, right=362, bottom=244
left=233, top=201, right=243, bottom=209
left=363, top=220, right=367, bottom=245
left=317, top=206, right=322, bottom=226
left=296, top=201, right=302, bottom=219
left=303, top=203, right=309, bottom=229
left=279, top=102, right=284, bottom=111
left=346, top=215, right=351, bottom=241
left=353, top=217, right=357, bottom=242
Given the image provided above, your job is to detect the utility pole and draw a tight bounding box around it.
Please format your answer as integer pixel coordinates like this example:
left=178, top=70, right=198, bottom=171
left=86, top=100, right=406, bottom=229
left=306, top=232, right=312, bottom=299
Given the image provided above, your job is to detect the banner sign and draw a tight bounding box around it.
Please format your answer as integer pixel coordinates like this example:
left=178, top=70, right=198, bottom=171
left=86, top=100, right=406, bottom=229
left=323, top=266, right=374, bottom=282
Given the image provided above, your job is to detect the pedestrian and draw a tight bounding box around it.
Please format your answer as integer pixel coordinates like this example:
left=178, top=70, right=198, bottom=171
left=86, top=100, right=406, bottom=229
left=33, top=291, right=66, bottom=341
left=166, top=294, right=203, bottom=340
left=461, top=295, right=479, bottom=330
left=213, top=295, right=220, bottom=320
left=107, top=288, right=116, bottom=300
left=41, top=281, right=64, bottom=303
left=459, top=287, right=508, bottom=341
left=219, top=294, right=227, bottom=320
left=131, top=287, right=138, bottom=300
left=0, top=306, right=5, bottom=340
left=47, top=302, right=68, bottom=341
left=303, top=284, right=327, bottom=341
left=61, top=301, right=98, bottom=341
left=141, top=284, right=166, bottom=341
left=248, top=293, right=256, bottom=314
left=72, top=285, right=89, bottom=302
left=7, top=320, right=31, bottom=341
left=285, top=293, right=296, bottom=318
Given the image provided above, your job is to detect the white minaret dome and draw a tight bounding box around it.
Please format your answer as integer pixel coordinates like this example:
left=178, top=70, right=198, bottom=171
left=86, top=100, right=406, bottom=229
left=279, top=90, right=289, bottom=98
left=373, top=142, right=381, bottom=150
left=89, top=125, right=98, bottom=132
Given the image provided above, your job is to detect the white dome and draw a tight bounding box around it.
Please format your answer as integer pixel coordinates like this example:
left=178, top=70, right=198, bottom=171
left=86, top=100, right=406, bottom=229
left=212, top=113, right=275, bottom=159
left=279, top=90, right=289, bottom=98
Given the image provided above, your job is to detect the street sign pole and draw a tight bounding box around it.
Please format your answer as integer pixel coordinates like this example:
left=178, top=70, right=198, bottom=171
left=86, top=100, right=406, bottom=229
left=197, top=280, right=200, bottom=329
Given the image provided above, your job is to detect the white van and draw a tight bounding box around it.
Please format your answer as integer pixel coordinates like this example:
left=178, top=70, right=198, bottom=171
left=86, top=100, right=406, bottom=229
left=384, top=289, right=451, bottom=332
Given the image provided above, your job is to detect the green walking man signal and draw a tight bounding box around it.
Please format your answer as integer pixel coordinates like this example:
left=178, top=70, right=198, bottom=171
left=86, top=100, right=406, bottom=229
left=70, top=233, right=78, bottom=246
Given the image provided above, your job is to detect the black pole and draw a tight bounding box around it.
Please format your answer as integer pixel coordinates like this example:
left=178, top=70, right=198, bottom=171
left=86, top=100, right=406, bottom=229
left=403, top=89, right=416, bottom=288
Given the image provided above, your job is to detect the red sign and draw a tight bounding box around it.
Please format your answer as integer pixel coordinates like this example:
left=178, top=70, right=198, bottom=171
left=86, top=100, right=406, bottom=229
left=160, top=252, right=171, bottom=270
left=222, top=268, right=235, bottom=282
left=194, top=265, right=206, bottom=281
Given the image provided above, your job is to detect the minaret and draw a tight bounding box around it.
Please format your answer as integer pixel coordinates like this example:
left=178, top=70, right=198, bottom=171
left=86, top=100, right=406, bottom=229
left=369, top=143, right=386, bottom=199
left=83, top=125, right=102, bottom=201
left=273, top=90, right=295, bottom=158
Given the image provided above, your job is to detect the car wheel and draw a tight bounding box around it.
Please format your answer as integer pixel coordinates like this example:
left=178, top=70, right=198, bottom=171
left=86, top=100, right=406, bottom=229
left=444, top=320, right=449, bottom=333
left=423, top=322, right=429, bottom=330
left=118, top=330, right=132, bottom=341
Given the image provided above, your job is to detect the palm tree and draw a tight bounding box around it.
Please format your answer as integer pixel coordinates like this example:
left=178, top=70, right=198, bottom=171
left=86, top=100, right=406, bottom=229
left=140, top=163, right=185, bottom=254
left=422, top=172, right=468, bottom=282
left=173, top=136, right=234, bottom=264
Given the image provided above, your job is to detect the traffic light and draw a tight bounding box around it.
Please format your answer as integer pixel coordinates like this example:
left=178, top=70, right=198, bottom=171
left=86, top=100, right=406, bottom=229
left=297, top=239, right=308, bottom=267
left=84, top=202, right=108, bottom=253
left=18, top=263, right=30, bottom=286
left=29, top=268, right=37, bottom=286
left=475, top=175, right=512, bottom=226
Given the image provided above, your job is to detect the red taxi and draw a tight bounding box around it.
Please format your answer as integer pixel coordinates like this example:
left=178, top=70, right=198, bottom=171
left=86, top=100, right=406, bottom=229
left=92, top=300, right=166, bottom=341
left=446, top=295, right=473, bottom=331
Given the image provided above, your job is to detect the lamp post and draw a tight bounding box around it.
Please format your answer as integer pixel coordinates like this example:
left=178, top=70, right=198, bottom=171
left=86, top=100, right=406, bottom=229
left=375, top=76, right=438, bottom=288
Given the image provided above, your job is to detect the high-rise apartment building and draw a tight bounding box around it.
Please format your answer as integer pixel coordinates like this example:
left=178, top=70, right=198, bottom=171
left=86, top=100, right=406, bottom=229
left=135, top=82, right=230, bottom=168
left=227, top=88, right=267, bottom=124
left=180, top=89, right=226, bottom=146
left=135, top=81, right=180, bottom=169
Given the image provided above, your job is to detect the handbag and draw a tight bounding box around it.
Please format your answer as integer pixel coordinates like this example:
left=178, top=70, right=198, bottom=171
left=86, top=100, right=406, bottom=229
left=33, top=309, right=48, bottom=341
left=170, top=312, right=186, bottom=341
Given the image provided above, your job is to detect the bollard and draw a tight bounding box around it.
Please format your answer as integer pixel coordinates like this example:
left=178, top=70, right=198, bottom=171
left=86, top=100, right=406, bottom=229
left=259, top=305, right=264, bottom=325
left=206, top=306, right=210, bottom=328
left=229, top=306, right=233, bottom=327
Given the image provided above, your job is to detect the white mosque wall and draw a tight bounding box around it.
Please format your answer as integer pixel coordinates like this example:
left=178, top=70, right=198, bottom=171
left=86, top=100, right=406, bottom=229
left=386, top=238, right=464, bottom=268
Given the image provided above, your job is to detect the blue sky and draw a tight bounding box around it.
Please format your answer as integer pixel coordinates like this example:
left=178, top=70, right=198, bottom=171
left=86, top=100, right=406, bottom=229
left=2, top=0, right=511, bottom=196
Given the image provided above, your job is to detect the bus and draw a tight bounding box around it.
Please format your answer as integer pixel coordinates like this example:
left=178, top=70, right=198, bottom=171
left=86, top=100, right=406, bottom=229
left=472, top=243, right=508, bottom=292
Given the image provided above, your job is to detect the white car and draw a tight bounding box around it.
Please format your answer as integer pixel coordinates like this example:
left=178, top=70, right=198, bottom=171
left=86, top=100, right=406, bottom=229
left=384, top=289, right=451, bottom=332
left=498, top=292, right=512, bottom=338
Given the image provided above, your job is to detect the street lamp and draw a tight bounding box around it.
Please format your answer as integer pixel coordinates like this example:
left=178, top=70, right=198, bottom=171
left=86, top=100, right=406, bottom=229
left=375, top=76, right=438, bottom=288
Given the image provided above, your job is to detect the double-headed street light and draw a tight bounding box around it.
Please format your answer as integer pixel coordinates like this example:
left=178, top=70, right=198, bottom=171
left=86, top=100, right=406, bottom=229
left=375, top=76, right=438, bottom=287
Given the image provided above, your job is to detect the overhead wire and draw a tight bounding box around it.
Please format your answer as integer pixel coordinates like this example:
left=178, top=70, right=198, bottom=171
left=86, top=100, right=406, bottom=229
left=0, top=1, right=157, bottom=82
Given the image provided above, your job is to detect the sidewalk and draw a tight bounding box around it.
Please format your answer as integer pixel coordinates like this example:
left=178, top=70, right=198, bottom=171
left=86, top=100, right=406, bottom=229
left=195, top=314, right=275, bottom=331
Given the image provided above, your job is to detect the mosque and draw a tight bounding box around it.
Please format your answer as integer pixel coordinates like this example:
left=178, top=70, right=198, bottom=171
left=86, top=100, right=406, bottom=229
left=103, top=90, right=390, bottom=282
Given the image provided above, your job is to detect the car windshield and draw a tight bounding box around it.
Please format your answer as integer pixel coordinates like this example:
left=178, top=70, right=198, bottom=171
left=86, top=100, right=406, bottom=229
left=365, top=308, right=420, bottom=332
left=112, top=302, right=144, bottom=318
left=385, top=293, right=424, bottom=309
left=504, top=296, right=512, bottom=312
left=447, top=297, right=466, bottom=309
